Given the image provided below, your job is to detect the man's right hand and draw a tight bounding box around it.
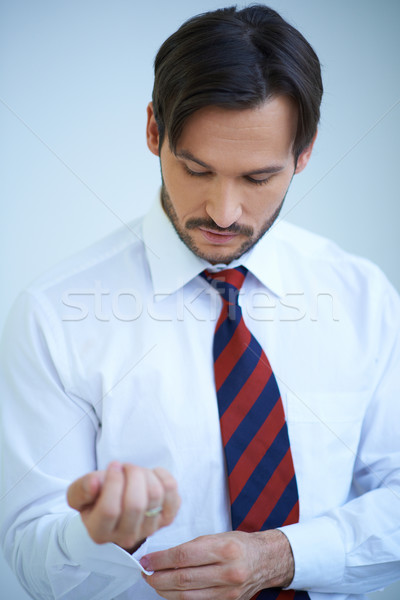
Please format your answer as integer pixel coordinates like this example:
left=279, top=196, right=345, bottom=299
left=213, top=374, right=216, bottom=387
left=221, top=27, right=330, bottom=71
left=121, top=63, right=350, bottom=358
left=67, top=461, right=180, bottom=552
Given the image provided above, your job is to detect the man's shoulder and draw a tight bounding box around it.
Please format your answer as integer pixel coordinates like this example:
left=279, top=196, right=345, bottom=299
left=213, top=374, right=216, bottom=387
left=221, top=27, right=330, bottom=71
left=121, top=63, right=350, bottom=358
left=272, top=220, right=396, bottom=296
left=26, top=216, right=146, bottom=298
left=275, top=220, right=377, bottom=270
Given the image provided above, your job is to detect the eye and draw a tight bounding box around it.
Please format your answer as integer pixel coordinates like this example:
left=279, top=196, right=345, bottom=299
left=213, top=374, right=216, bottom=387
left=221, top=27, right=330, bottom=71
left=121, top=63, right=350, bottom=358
left=183, top=164, right=211, bottom=178
left=245, top=175, right=273, bottom=186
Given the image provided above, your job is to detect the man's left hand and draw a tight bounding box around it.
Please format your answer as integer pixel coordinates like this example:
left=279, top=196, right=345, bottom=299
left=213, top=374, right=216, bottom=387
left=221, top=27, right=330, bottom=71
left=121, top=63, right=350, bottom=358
left=140, top=529, right=294, bottom=599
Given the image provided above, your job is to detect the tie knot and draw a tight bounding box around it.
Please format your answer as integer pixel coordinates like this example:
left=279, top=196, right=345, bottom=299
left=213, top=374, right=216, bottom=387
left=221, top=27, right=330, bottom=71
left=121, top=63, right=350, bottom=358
left=201, top=266, right=248, bottom=305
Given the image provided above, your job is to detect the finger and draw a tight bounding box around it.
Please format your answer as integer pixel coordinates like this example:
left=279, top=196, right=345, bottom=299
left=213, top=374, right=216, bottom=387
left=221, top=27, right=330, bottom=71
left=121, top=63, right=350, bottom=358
left=144, top=579, right=225, bottom=600
left=141, top=469, right=165, bottom=538
left=158, top=593, right=224, bottom=600
left=153, top=467, right=181, bottom=526
left=87, top=461, right=124, bottom=541
left=116, top=464, right=147, bottom=544
left=144, top=564, right=223, bottom=591
left=141, top=536, right=216, bottom=572
left=67, top=471, right=104, bottom=511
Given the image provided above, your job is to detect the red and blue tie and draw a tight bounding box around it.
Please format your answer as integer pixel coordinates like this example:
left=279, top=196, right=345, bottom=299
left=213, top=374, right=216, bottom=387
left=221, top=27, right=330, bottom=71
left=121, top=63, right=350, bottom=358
left=201, top=266, right=309, bottom=600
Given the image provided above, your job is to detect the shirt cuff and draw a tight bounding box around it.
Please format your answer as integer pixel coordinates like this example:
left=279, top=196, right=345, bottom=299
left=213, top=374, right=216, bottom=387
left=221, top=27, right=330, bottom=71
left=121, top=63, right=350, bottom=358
left=63, top=513, right=151, bottom=580
left=279, top=516, right=345, bottom=591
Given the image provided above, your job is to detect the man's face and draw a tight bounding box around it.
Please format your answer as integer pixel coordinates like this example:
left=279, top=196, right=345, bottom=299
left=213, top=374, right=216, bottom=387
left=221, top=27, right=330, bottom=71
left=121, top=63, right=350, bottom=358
left=147, top=96, right=314, bottom=264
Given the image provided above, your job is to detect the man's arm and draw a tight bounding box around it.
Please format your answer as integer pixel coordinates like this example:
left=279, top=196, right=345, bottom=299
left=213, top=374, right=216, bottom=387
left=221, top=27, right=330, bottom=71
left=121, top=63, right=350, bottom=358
left=139, top=279, right=400, bottom=599
left=0, top=291, right=179, bottom=600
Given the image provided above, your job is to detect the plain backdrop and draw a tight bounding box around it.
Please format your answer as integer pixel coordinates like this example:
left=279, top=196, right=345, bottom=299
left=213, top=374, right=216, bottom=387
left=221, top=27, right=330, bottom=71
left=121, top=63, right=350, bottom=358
left=0, top=1, right=399, bottom=598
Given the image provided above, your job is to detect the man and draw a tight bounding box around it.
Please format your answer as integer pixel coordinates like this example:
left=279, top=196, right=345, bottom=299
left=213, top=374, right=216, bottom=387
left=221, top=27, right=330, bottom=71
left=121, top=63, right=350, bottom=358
left=1, top=5, right=399, bottom=600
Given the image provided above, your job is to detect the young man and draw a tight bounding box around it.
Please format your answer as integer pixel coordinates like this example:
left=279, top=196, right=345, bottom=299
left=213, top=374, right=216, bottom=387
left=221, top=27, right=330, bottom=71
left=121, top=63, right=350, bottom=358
left=1, top=5, right=399, bottom=600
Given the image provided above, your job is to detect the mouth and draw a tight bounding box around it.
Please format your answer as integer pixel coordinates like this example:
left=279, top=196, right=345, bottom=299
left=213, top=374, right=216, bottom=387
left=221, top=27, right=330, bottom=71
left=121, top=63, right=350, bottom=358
left=198, top=226, right=239, bottom=245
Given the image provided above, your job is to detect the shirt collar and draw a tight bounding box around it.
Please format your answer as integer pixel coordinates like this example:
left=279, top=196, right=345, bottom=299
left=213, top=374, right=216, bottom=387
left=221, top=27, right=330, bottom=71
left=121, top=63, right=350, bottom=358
left=142, top=193, right=285, bottom=300
left=243, top=220, right=285, bottom=298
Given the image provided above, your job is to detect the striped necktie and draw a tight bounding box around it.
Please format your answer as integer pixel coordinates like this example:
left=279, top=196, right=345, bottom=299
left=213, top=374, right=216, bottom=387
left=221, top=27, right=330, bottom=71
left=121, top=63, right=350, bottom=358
left=201, top=266, right=309, bottom=600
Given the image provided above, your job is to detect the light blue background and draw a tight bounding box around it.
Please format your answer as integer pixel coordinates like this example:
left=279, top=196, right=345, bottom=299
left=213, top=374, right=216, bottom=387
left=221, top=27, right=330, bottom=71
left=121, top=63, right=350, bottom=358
left=0, top=1, right=399, bottom=598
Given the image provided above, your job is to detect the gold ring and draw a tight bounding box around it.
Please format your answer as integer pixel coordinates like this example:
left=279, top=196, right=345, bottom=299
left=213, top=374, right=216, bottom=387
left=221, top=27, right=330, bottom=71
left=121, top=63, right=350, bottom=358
left=144, top=506, right=163, bottom=517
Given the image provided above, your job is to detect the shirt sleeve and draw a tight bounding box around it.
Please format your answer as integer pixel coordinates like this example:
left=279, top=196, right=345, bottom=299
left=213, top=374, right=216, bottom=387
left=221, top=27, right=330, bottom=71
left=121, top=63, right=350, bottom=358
left=0, top=291, right=147, bottom=599
left=280, top=279, right=400, bottom=594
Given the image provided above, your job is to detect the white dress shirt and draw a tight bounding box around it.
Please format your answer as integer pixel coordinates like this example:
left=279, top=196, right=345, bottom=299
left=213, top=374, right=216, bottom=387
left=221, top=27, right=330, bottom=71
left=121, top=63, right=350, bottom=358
left=1, top=197, right=400, bottom=600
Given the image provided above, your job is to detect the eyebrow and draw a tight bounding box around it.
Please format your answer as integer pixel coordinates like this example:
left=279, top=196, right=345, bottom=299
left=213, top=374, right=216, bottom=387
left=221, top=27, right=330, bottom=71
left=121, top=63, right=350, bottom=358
left=175, top=149, right=285, bottom=176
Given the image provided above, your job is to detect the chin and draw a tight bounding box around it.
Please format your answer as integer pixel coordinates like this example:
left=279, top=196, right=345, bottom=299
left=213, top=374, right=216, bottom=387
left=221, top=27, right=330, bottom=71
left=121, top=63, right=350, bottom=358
left=194, top=241, right=254, bottom=265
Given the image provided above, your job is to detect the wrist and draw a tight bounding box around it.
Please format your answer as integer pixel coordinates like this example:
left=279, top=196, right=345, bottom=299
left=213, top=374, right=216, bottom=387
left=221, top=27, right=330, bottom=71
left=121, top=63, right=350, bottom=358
left=254, top=529, right=295, bottom=589
left=124, top=538, right=147, bottom=554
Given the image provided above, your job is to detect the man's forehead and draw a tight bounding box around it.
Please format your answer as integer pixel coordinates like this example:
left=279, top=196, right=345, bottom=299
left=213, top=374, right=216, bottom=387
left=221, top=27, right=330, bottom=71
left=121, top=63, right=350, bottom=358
left=174, top=97, right=298, bottom=164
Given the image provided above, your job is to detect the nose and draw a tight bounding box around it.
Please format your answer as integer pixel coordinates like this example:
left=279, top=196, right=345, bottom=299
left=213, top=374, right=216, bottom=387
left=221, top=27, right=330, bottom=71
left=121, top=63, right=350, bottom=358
left=205, top=179, right=242, bottom=229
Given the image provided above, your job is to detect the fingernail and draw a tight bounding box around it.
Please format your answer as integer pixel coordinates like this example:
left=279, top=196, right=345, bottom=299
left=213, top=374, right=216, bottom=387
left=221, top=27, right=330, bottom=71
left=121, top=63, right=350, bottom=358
left=109, top=461, right=122, bottom=471
left=82, top=477, right=91, bottom=495
left=140, top=556, right=149, bottom=570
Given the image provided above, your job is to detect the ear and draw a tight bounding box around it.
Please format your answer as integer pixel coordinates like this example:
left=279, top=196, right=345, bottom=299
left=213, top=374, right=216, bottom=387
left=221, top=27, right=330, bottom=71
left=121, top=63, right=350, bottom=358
left=294, top=130, right=318, bottom=174
left=146, top=102, right=161, bottom=157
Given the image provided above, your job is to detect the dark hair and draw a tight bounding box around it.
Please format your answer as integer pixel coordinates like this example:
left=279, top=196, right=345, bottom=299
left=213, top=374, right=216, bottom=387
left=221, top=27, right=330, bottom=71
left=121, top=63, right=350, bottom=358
left=152, top=4, right=323, bottom=159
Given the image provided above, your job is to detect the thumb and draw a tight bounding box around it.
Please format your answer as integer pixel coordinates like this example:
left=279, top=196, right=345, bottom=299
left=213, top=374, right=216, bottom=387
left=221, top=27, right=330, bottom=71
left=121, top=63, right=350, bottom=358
left=67, top=471, right=104, bottom=511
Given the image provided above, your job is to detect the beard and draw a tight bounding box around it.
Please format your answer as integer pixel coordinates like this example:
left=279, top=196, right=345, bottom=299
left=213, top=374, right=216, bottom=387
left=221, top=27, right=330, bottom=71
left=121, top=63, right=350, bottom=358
left=160, top=182, right=286, bottom=265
